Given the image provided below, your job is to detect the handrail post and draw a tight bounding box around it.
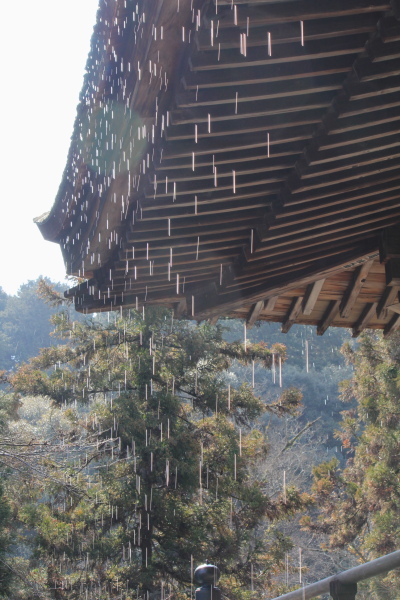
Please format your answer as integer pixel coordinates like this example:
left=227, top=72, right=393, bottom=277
left=330, top=581, right=358, bottom=600
left=194, top=563, right=221, bottom=600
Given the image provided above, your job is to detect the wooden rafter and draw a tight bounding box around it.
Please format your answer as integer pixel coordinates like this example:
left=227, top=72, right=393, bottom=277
left=352, top=302, right=378, bottom=337
left=281, top=297, right=303, bottom=333
left=339, top=260, right=374, bottom=318
left=317, top=300, right=341, bottom=336
left=246, top=300, right=265, bottom=328
left=264, top=296, right=278, bottom=313
left=377, top=285, right=400, bottom=318
left=302, top=279, right=325, bottom=315
left=383, top=313, right=400, bottom=337
left=36, top=0, right=400, bottom=335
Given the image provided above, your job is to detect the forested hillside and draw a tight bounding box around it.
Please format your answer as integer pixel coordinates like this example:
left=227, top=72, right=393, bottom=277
left=0, top=281, right=397, bottom=599
left=223, top=318, right=352, bottom=448
left=0, top=279, right=67, bottom=371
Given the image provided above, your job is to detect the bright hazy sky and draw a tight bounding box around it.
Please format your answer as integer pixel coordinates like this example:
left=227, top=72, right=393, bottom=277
left=1, top=0, right=99, bottom=296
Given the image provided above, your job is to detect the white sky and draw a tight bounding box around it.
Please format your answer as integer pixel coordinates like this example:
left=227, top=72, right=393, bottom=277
left=1, top=0, right=99, bottom=295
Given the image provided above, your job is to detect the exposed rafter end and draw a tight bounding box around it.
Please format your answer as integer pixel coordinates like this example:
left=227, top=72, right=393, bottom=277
left=340, top=260, right=374, bottom=318
left=317, top=300, right=340, bottom=336
left=352, top=302, right=378, bottom=337
left=281, top=297, right=303, bottom=334
left=264, top=296, right=278, bottom=312
left=302, top=279, right=325, bottom=315
left=387, top=291, right=400, bottom=314
left=383, top=313, right=400, bottom=338
left=246, top=300, right=264, bottom=329
left=377, top=285, right=399, bottom=319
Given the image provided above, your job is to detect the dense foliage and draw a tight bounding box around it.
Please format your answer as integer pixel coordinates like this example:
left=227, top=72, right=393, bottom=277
left=9, top=279, right=400, bottom=598
left=1, top=289, right=312, bottom=600
left=302, top=331, right=400, bottom=599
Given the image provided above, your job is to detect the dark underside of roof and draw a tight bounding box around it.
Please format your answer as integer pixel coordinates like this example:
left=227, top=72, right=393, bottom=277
left=37, top=0, right=400, bottom=335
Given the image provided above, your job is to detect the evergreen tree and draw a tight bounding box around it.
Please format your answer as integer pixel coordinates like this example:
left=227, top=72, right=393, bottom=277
left=302, top=331, right=400, bottom=599
left=6, top=295, right=310, bottom=600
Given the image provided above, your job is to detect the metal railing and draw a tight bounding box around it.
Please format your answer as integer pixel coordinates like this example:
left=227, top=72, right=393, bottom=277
left=267, top=550, right=400, bottom=600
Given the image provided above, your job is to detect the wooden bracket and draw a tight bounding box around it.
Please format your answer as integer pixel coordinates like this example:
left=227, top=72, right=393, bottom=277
left=352, top=302, right=377, bottom=337
left=330, top=581, right=357, bottom=600
left=384, top=313, right=400, bottom=338
left=246, top=300, right=264, bottom=329
left=317, top=300, right=340, bottom=336
left=340, top=260, right=373, bottom=318
left=264, top=296, right=278, bottom=312
left=281, top=297, right=303, bottom=334
left=377, top=286, right=399, bottom=319
left=302, top=279, right=325, bottom=315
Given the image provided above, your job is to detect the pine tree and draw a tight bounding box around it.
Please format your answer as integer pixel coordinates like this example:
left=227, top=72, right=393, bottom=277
left=301, top=331, right=400, bottom=599
left=6, top=294, right=310, bottom=600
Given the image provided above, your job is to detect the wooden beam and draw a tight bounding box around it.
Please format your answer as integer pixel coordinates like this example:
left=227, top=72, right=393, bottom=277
left=352, top=302, right=378, bottom=337
left=154, top=157, right=291, bottom=182
left=339, top=260, right=374, bottom=318
left=246, top=300, right=264, bottom=329
left=304, top=130, right=400, bottom=173
left=383, top=313, right=400, bottom=338
left=196, top=14, right=378, bottom=51
left=166, top=112, right=323, bottom=142
left=190, top=36, right=366, bottom=72
left=278, top=179, right=400, bottom=219
left=281, top=159, right=400, bottom=205
left=163, top=126, right=311, bottom=160
left=355, top=56, right=400, bottom=82
left=253, top=208, right=400, bottom=253
left=244, top=230, right=377, bottom=266
left=182, top=55, right=354, bottom=91
left=194, top=247, right=377, bottom=320
left=232, top=242, right=369, bottom=286
left=254, top=201, right=400, bottom=254
left=172, top=94, right=332, bottom=125
left=317, top=300, right=341, bottom=336
left=281, top=297, right=303, bottom=334
left=264, top=296, right=278, bottom=312
left=387, top=301, right=400, bottom=314
left=176, top=73, right=345, bottom=107
left=213, top=0, right=389, bottom=13
left=376, top=285, right=399, bottom=319
left=302, top=279, right=325, bottom=315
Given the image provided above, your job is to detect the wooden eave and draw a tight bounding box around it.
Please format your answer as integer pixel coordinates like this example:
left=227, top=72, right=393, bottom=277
left=37, top=0, right=400, bottom=335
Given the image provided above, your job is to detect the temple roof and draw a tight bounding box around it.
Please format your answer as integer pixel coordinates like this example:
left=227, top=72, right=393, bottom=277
left=36, top=0, right=400, bottom=335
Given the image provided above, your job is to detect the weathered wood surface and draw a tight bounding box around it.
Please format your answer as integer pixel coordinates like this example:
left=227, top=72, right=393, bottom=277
left=36, top=0, right=400, bottom=334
